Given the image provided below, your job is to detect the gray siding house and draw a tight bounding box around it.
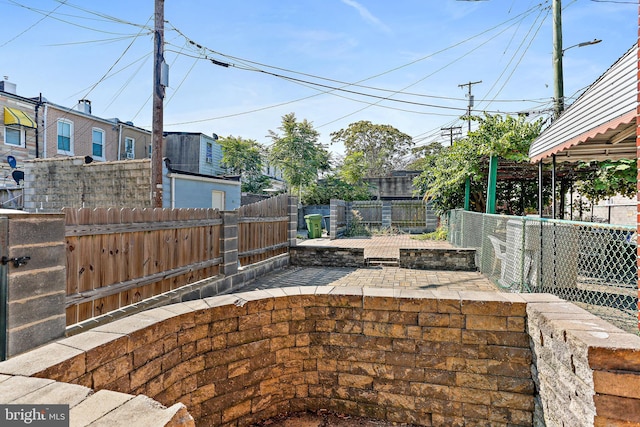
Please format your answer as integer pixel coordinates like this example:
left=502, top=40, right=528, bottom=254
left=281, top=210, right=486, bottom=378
left=164, top=132, right=226, bottom=176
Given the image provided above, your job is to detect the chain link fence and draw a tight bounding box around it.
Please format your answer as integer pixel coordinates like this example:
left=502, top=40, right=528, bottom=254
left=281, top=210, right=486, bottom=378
left=448, top=209, right=638, bottom=334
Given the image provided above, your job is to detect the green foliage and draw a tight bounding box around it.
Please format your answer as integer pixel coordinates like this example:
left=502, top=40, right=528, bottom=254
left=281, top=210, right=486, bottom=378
left=218, top=135, right=263, bottom=176
left=268, top=113, right=331, bottom=193
left=242, top=174, right=272, bottom=194
left=406, top=141, right=444, bottom=171
left=413, top=114, right=543, bottom=214
left=344, top=209, right=371, bottom=237
left=339, top=151, right=367, bottom=184
left=331, top=121, right=414, bottom=178
left=574, top=159, right=637, bottom=203
left=411, top=225, right=448, bottom=241
left=301, top=176, right=372, bottom=205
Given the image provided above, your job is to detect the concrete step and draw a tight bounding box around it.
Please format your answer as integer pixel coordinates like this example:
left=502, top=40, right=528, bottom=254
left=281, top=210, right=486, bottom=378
left=366, top=257, right=399, bottom=267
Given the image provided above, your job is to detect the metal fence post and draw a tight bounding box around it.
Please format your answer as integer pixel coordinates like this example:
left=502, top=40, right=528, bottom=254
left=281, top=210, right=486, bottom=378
left=519, top=217, right=527, bottom=291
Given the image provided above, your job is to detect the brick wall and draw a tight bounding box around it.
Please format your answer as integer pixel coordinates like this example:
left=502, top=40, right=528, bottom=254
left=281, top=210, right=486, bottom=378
left=290, top=247, right=365, bottom=267
left=290, top=247, right=477, bottom=270
left=23, top=157, right=152, bottom=212
left=399, top=248, right=477, bottom=271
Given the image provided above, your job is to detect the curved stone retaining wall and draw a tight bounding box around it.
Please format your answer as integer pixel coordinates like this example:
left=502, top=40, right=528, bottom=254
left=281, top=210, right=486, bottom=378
left=0, top=288, right=535, bottom=426
left=0, top=288, right=639, bottom=426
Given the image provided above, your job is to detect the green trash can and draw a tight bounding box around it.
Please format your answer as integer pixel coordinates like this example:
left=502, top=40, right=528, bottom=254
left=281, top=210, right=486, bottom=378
left=304, top=214, right=323, bottom=238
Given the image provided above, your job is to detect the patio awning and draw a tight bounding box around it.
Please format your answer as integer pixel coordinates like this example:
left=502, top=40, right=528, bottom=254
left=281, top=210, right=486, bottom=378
left=529, top=44, right=637, bottom=163
left=3, top=107, right=36, bottom=128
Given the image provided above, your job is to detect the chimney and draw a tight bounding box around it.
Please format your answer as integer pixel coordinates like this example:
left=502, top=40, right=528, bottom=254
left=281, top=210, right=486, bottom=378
left=0, top=77, right=16, bottom=95
left=77, top=99, right=92, bottom=114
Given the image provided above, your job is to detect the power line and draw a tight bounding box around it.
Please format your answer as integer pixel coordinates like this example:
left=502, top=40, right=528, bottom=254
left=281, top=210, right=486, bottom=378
left=5, top=0, right=142, bottom=36
left=477, top=6, right=550, bottom=111
left=166, top=3, right=547, bottom=105
left=1, top=0, right=68, bottom=47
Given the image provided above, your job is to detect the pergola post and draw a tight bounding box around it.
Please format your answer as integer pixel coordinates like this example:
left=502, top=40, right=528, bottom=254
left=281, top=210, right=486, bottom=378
left=486, top=155, right=498, bottom=214
left=464, top=178, right=471, bottom=211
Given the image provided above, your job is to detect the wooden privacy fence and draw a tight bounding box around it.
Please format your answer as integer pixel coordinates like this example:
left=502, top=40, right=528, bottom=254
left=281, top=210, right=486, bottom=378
left=391, top=200, right=427, bottom=228
left=63, top=195, right=294, bottom=326
left=238, top=194, right=290, bottom=266
left=350, top=200, right=428, bottom=229
left=350, top=201, right=383, bottom=228
left=64, top=207, right=223, bottom=325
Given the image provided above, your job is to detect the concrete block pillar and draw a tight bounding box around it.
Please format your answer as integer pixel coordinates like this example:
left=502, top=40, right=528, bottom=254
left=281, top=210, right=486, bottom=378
left=2, top=213, right=66, bottom=360
left=288, top=196, right=298, bottom=247
left=382, top=201, right=392, bottom=229
left=425, top=201, right=438, bottom=232
left=329, top=199, right=337, bottom=240
left=220, top=211, right=238, bottom=276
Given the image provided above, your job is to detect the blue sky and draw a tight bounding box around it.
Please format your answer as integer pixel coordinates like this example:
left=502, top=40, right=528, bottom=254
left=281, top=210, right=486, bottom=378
left=1, top=0, right=637, bottom=156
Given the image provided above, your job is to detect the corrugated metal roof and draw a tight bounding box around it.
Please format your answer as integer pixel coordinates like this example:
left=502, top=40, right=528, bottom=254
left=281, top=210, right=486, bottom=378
left=529, top=43, right=637, bottom=163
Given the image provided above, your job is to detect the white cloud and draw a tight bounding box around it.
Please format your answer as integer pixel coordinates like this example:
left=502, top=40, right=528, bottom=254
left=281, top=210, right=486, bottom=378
left=340, top=0, right=392, bottom=34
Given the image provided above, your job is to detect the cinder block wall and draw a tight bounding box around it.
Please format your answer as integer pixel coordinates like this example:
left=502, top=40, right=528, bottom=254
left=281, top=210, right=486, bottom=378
left=4, top=213, right=67, bottom=358
left=23, top=157, right=152, bottom=212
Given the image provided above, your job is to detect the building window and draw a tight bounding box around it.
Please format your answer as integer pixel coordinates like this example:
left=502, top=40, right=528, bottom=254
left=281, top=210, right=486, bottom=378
left=57, top=119, right=73, bottom=154
left=92, top=128, right=105, bottom=159
left=4, top=127, right=24, bottom=147
left=205, top=141, right=213, bottom=164
left=125, top=137, right=135, bottom=159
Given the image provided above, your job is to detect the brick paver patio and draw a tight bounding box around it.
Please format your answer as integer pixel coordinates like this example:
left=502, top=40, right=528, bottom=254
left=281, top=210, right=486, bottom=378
left=241, top=235, right=498, bottom=293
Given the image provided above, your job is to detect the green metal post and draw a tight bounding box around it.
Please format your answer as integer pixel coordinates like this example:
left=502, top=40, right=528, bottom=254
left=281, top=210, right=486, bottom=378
left=486, top=155, right=498, bottom=214
left=464, top=178, right=471, bottom=211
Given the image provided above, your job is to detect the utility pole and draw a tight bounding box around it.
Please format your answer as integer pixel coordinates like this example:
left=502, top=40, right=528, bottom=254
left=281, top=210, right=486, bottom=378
left=550, top=0, right=563, bottom=218
left=458, top=80, right=482, bottom=211
left=552, top=0, right=564, bottom=119
left=441, top=126, right=462, bottom=146
left=152, top=0, right=165, bottom=208
left=458, top=80, right=482, bottom=133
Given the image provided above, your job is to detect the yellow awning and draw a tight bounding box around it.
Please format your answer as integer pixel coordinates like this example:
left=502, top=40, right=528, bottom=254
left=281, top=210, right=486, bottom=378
left=4, top=107, right=36, bottom=128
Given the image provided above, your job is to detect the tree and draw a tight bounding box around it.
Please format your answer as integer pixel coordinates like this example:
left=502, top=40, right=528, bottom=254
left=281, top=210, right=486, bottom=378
left=301, top=175, right=372, bottom=205
left=268, top=113, right=331, bottom=194
left=574, top=159, right=637, bottom=203
left=413, top=114, right=543, bottom=214
left=406, top=141, right=444, bottom=172
left=330, top=121, right=414, bottom=178
left=338, top=151, right=367, bottom=184
left=218, top=136, right=263, bottom=176
left=242, top=174, right=273, bottom=194
left=218, top=135, right=269, bottom=193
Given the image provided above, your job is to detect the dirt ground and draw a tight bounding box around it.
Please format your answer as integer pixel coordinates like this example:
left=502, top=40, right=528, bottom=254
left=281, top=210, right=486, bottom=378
left=251, top=410, right=420, bottom=427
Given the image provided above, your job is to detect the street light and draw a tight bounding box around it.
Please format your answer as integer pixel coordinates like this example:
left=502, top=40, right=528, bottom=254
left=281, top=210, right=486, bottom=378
left=553, top=38, right=602, bottom=118
left=562, top=38, right=602, bottom=56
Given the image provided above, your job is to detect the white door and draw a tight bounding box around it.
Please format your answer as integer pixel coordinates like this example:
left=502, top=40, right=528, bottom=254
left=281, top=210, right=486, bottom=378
left=212, top=190, right=225, bottom=210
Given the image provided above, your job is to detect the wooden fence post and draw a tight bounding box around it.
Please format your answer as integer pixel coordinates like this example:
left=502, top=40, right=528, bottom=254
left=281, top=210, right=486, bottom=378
left=221, top=211, right=239, bottom=276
